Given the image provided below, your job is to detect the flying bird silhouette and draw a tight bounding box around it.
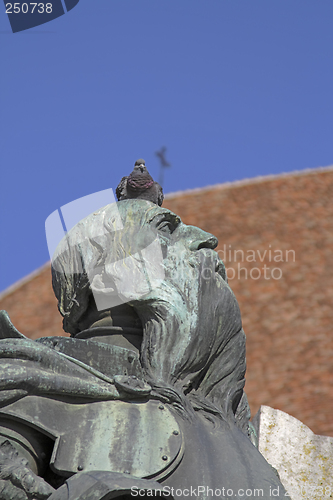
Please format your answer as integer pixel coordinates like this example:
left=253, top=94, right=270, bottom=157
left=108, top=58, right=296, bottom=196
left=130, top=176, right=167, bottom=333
left=116, top=159, right=164, bottom=206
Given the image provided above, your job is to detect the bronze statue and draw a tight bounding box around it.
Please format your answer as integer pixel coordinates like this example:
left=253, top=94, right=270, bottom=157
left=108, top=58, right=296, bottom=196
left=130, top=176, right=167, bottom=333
left=0, top=167, right=287, bottom=499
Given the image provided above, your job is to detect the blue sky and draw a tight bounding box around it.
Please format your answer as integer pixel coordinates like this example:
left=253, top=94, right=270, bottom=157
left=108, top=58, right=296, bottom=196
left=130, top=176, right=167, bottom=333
left=1, top=0, right=333, bottom=292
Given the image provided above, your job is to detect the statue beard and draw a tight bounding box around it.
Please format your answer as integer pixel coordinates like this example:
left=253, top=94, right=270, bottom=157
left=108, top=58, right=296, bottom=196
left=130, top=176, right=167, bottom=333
left=132, top=280, right=203, bottom=417
left=105, top=247, right=245, bottom=422
left=131, top=249, right=244, bottom=417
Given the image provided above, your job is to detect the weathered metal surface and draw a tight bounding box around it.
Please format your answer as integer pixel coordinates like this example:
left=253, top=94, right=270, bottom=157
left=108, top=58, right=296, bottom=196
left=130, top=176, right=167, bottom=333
left=0, top=337, right=121, bottom=403
left=0, top=397, right=183, bottom=480
left=48, top=471, right=174, bottom=500
left=0, top=310, right=26, bottom=339
left=0, top=417, right=51, bottom=474
left=37, top=336, right=143, bottom=381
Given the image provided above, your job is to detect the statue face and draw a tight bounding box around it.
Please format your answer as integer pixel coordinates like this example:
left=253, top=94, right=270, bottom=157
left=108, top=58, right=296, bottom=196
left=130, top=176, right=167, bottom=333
left=145, top=204, right=224, bottom=284
left=62, top=200, right=226, bottom=313
left=138, top=202, right=228, bottom=318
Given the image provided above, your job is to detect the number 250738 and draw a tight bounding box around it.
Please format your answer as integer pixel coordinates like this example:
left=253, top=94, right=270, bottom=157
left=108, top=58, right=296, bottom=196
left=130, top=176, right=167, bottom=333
left=5, top=3, right=53, bottom=13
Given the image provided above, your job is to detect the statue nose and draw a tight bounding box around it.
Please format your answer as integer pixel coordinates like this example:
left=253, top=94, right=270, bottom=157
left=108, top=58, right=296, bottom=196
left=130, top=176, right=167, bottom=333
left=188, top=228, right=218, bottom=251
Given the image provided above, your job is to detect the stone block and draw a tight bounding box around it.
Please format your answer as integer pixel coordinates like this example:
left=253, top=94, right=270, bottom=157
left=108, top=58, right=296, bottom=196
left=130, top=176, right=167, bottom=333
left=252, top=405, right=333, bottom=499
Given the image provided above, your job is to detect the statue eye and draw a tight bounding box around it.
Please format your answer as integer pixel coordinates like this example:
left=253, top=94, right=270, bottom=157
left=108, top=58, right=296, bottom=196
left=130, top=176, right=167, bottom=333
left=152, top=214, right=181, bottom=235
left=157, top=220, right=175, bottom=234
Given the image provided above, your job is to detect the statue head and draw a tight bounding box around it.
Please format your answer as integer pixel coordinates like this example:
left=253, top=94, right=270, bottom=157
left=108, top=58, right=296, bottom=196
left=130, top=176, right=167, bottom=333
left=52, top=199, right=247, bottom=427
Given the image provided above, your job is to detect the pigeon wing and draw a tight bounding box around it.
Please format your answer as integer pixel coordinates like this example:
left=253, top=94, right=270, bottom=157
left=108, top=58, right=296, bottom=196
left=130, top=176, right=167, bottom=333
left=116, top=176, right=128, bottom=201
left=155, top=182, right=164, bottom=206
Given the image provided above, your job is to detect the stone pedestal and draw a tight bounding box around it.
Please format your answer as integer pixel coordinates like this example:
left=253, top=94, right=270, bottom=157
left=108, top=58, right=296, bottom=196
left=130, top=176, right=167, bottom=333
left=252, top=406, right=333, bottom=499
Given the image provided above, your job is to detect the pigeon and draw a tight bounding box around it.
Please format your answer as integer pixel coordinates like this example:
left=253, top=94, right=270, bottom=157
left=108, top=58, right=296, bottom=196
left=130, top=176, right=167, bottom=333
left=116, top=159, right=164, bottom=206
